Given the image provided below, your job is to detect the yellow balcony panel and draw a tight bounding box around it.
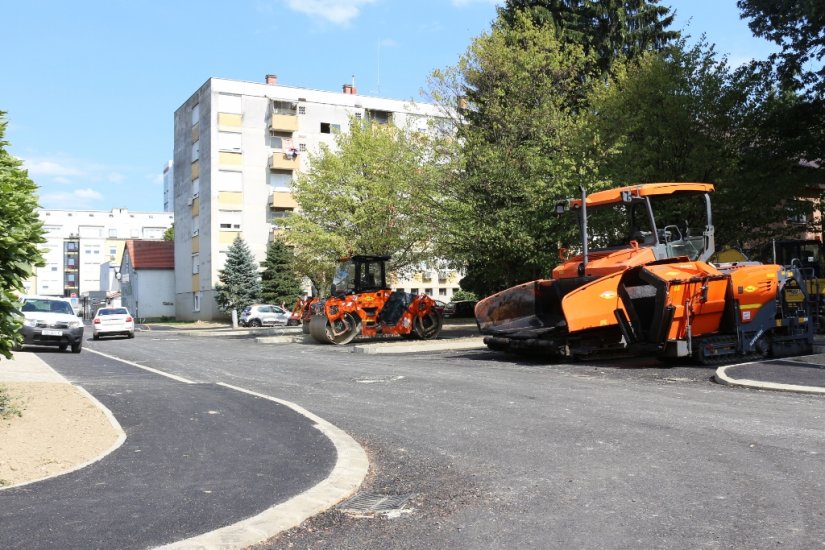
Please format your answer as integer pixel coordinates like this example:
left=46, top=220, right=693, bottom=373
left=191, top=273, right=200, bottom=292
left=219, top=231, right=241, bottom=245
left=271, top=227, right=286, bottom=238
left=270, top=114, right=299, bottom=132
left=191, top=235, right=199, bottom=254
left=218, top=191, right=244, bottom=206
left=218, top=112, right=242, bottom=128
left=269, top=191, right=298, bottom=209
left=191, top=122, right=199, bottom=143
left=191, top=160, right=200, bottom=180
left=191, top=196, right=199, bottom=216
left=270, top=152, right=299, bottom=171
left=219, top=151, right=243, bottom=167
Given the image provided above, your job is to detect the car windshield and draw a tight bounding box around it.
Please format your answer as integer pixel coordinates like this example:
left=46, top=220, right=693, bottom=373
left=22, top=299, right=74, bottom=315
left=99, top=308, right=128, bottom=316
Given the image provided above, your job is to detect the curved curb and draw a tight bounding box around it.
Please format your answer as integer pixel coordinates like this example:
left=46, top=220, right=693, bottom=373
left=156, top=383, right=369, bottom=550
left=0, top=356, right=127, bottom=491
left=715, top=363, right=825, bottom=395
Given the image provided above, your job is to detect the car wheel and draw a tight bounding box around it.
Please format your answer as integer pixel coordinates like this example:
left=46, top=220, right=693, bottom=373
left=59, top=343, right=68, bottom=352
left=250, top=319, right=263, bottom=327
left=128, top=331, right=134, bottom=339
left=93, top=334, right=100, bottom=340
left=71, top=342, right=82, bottom=353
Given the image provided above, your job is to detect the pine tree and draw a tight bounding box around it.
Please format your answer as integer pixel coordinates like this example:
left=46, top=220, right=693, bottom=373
left=214, top=236, right=261, bottom=315
left=0, top=111, right=45, bottom=359
left=260, top=239, right=303, bottom=307
left=499, top=0, right=679, bottom=75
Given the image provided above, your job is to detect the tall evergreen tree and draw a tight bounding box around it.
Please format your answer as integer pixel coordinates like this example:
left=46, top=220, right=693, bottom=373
left=0, top=111, right=45, bottom=358
left=260, top=239, right=303, bottom=306
left=738, top=0, right=825, bottom=98
left=499, top=0, right=679, bottom=74
left=214, top=236, right=261, bottom=316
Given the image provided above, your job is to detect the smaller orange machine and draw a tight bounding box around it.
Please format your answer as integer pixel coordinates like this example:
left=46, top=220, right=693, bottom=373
left=308, top=255, right=443, bottom=345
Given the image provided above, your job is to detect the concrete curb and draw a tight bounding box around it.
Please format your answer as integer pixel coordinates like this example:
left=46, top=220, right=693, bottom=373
left=715, top=362, right=825, bottom=395
left=351, top=337, right=485, bottom=355
left=157, top=383, right=369, bottom=550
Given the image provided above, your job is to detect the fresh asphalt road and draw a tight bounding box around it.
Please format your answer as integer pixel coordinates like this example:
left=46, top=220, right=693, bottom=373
left=24, top=331, right=825, bottom=548
left=0, top=346, right=336, bottom=550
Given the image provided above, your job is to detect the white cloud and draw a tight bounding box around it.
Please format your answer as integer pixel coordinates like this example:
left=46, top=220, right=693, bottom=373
left=39, top=188, right=105, bottom=209
left=284, top=0, right=378, bottom=25
left=24, top=159, right=85, bottom=178
left=74, top=188, right=103, bottom=200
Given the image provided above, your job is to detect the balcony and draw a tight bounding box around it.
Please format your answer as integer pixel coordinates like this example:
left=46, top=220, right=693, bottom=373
left=270, top=152, right=299, bottom=171
left=269, top=191, right=298, bottom=210
left=270, top=114, right=299, bottom=133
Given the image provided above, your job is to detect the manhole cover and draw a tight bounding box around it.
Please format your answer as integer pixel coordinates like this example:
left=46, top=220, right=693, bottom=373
left=338, top=493, right=416, bottom=515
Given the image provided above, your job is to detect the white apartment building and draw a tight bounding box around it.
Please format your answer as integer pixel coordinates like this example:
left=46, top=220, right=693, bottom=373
left=27, top=208, right=174, bottom=299
left=173, top=75, right=462, bottom=321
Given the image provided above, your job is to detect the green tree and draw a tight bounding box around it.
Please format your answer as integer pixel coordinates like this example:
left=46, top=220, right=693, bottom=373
left=588, top=40, right=824, bottom=251
left=429, top=13, right=606, bottom=295
left=214, top=236, right=261, bottom=316
left=738, top=0, right=825, bottom=98
left=0, top=112, right=45, bottom=359
left=163, top=224, right=174, bottom=241
left=260, top=239, right=303, bottom=306
left=285, top=116, right=448, bottom=286
left=499, top=0, right=679, bottom=74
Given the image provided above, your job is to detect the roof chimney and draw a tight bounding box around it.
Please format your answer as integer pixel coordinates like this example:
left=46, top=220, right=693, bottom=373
left=342, top=83, right=357, bottom=95
left=265, top=74, right=278, bottom=85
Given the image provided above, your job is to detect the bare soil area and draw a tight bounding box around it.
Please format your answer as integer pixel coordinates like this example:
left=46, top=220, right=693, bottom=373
left=0, top=381, right=121, bottom=488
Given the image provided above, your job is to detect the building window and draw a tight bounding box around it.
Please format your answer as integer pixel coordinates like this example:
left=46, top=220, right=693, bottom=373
left=218, top=131, right=242, bottom=152
left=410, top=288, right=419, bottom=295
left=299, top=143, right=307, bottom=152
left=218, top=93, right=242, bottom=114
left=66, top=241, right=78, bottom=252
left=193, top=293, right=201, bottom=312
left=366, top=109, right=392, bottom=124
left=298, top=105, right=306, bottom=115
left=321, top=122, right=331, bottom=134
left=192, top=254, right=199, bottom=274
left=218, top=210, right=242, bottom=230
left=192, top=177, right=200, bottom=198
left=425, top=288, right=433, bottom=296
left=191, top=103, right=200, bottom=125
left=355, top=112, right=363, bottom=120
left=439, top=288, right=447, bottom=296
left=109, top=228, right=118, bottom=238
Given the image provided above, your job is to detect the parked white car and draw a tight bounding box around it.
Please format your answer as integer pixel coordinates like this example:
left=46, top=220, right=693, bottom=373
left=19, top=296, right=84, bottom=353
left=239, top=304, right=290, bottom=327
left=92, top=307, right=135, bottom=340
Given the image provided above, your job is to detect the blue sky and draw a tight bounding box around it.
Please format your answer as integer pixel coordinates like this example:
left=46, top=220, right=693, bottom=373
left=2, top=0, right=778, bottom=212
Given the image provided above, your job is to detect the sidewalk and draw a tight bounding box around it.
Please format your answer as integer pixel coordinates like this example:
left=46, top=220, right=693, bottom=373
left=715, top=355, right=825, bottom=394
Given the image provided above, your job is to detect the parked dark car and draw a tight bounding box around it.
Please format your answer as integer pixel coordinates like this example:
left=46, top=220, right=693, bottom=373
left=443, top=300, right=477, bottom=319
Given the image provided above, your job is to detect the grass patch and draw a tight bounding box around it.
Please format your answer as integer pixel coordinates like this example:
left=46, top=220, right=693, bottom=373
left=0, top=385, right=23, bottom=419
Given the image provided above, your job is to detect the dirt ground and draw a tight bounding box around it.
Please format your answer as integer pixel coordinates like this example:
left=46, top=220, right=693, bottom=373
left=0, top=381, right=121, bottom=488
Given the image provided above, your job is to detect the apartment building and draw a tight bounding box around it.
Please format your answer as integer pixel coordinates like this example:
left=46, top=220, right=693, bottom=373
left=27, top=208, right=174, bottom=299
left=173, top=75, right=462, bottom=321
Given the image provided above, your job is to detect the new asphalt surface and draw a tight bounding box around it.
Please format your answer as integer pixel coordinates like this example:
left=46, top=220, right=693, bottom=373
left=0, top=349, right=338, bottom=549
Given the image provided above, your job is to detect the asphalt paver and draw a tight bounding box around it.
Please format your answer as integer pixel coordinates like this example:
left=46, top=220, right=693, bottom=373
left=0, top=349, right=337, bottom=550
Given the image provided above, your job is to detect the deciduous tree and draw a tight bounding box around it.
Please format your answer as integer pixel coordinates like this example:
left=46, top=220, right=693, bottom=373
left=0, top=112, right=45, bottom=358
left=285, top=116, right=449, bottom=288
left=429, top=13, right=606, bottom=296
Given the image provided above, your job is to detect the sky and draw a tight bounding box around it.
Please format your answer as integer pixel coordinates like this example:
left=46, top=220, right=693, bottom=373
left=2, top=0, right=780, bottom=213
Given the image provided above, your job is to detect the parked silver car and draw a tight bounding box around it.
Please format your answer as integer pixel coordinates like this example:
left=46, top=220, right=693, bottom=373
left=239, top=304, right=290, bottom=327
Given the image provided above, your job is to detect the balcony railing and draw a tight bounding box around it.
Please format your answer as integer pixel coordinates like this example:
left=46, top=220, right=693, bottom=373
left=270, top=114, right=299, bottom=133
left=270, top=152, right=300, bottom=171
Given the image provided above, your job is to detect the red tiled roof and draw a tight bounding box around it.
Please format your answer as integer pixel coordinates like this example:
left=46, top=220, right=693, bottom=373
left=125, top=240, right=174, bottom=270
